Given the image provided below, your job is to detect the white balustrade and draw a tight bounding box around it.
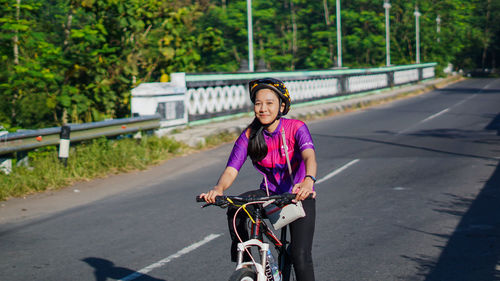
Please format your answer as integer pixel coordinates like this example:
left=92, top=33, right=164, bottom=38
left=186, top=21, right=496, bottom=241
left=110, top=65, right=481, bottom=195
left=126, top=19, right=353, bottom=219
left=285, top=78, right=339, bottom=101
left=187, top=78, right=340, bottom=116
left=394, top=69, right=419, bottom=84
left=347, top=74, right=388, bottom=93
left=422, top=67, right=435, bottom=79
left=187, top=85, right=248, bottom=116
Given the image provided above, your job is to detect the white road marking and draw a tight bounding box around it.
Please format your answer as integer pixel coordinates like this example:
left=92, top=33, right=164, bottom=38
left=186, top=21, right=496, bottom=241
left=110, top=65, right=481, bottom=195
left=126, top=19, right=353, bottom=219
left=316, top=159, right=360, bottom=185
left=118, top=233, right=223, bottom=281
left=420, top=108, right=449, bottom=123
left=397, top=79, right=499, bottom=135
left=398, top=107, right=451, bottom=135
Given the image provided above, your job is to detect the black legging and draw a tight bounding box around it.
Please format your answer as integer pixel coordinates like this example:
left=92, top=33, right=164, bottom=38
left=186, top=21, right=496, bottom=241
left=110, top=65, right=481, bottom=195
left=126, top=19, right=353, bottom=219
left=227, top=189, right=316, bottom=281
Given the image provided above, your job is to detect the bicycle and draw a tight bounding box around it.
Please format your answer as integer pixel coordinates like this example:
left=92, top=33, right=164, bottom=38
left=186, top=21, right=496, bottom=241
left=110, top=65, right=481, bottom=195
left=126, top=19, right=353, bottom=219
left=196, top=193, right=305, bottom=281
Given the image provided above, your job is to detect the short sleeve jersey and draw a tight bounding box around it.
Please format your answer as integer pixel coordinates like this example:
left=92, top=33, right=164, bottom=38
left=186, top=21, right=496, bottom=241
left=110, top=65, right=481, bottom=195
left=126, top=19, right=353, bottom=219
left=226, top=118, right=315, bottom=194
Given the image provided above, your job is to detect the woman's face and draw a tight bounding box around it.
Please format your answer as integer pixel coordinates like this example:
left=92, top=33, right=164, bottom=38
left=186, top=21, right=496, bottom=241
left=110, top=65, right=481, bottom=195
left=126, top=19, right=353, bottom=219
left=254, top=89, right=285, bottom=125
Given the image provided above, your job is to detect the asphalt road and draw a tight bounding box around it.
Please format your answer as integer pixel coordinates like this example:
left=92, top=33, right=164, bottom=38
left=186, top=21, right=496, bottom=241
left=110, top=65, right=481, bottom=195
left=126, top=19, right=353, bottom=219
left=1, top=78, right=499, bottom=281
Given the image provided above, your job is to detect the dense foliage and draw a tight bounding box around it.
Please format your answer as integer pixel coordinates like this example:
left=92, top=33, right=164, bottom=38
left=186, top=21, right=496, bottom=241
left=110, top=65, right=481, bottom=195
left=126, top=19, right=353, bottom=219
left=1, top=0, right=498, bottom=129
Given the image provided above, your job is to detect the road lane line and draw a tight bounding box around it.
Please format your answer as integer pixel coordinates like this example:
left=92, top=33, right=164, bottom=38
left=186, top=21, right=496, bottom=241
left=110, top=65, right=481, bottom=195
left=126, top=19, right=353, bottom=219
left=118, top=233, right=223, bottom=281
left=420, top=108, right=450, bottom=123
left=397, top=80, right=497, bottom=135
left=398, top=107, right=451, bottom=135
left=316, top=159, right=359, bottom=185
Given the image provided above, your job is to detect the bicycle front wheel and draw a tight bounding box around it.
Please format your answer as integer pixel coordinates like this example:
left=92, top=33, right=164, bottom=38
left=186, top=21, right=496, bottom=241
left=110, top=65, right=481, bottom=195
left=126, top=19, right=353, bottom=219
left=228, top=268, right=257, bottom=281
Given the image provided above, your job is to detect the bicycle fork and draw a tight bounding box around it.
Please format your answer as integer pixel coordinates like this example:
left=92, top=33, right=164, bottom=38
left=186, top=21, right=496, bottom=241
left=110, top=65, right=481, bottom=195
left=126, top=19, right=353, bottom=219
left=234, top=207, right=280, bottom=281
left=235, top=239, right=270, bottom=281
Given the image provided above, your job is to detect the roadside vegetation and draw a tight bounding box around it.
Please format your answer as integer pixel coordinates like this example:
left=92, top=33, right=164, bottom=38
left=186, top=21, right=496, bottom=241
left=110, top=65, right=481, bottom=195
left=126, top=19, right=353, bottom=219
left=0, top=135, right=183, bottom=201
left=1, top=0, right=498, bottom=131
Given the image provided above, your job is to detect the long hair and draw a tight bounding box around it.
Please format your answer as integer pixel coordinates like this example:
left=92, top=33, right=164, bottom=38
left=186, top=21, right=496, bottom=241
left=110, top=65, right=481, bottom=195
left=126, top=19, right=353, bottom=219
left=247, top=118, right=268, bottom=163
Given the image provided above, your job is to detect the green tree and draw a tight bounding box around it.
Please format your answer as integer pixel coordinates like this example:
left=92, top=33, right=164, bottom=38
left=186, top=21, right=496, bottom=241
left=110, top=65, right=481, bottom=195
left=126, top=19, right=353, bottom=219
left=1, top=0, right=499, bottom=130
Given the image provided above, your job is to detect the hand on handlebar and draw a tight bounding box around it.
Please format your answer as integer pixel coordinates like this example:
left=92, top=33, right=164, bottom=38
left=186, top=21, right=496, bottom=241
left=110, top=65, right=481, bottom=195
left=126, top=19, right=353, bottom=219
left=199, top=187, right=223, bottom=204
left=292, top=182, right=316, bottom=201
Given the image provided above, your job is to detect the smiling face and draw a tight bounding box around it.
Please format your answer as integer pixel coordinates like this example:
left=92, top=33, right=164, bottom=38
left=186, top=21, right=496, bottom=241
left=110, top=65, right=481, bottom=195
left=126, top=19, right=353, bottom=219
left=254, top=89, right=285, bottom=129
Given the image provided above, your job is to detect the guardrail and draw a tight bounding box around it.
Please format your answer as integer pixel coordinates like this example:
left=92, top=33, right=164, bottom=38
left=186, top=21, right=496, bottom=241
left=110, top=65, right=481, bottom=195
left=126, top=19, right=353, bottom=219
left=0, top=115, right=161, bottom=173
left=0, top=115, right=160, bottom=156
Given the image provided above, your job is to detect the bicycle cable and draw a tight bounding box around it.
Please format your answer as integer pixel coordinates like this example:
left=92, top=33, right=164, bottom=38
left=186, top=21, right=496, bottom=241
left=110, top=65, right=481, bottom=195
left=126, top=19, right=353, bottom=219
left=232, top=200, right=269, bottom=268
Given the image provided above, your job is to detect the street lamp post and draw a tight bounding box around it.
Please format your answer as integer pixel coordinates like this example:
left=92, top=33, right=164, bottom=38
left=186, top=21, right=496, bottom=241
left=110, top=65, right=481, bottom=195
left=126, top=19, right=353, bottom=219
left=414, top=6, right=421, bottom=64
left=384, top=0, right=391, bottom=66
left=247, top=0, right=254, bottom=72
left=336, top=0, right=342, bottom=67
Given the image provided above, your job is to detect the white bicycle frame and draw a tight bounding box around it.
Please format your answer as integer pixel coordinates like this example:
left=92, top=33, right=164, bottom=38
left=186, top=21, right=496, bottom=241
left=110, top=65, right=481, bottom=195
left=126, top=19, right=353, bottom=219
left=235, top=238, right=271, bottom=281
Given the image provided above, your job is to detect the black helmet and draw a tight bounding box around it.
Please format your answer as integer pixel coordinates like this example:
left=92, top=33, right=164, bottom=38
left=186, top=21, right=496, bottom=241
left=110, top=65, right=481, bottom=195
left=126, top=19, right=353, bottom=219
left=249, top=78, right=291, bottom=115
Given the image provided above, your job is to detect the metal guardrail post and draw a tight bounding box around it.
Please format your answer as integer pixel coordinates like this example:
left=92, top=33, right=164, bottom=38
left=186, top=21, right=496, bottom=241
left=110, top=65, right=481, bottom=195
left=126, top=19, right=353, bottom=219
left=0, top=155, right=12, bottom=174
left=0, top=131, right=11, bottom=174
left=16, top=151, right=29, bottom=167
left=58, top=125, right=71, bottom=167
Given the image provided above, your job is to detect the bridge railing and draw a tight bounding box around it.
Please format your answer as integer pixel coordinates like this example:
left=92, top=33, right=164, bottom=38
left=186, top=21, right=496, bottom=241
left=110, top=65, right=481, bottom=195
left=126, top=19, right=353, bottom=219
left=131, top=63, right=436, bottom=124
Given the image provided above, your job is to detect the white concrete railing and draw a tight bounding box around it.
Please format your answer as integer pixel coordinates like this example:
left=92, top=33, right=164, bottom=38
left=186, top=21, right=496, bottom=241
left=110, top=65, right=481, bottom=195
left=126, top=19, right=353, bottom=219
left=131, top=63, right=437, bottom=125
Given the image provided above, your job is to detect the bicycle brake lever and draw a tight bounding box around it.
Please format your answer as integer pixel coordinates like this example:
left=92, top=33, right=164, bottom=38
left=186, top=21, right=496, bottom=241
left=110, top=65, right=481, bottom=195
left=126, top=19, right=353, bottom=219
left=201, top=203, right=213, bottom=208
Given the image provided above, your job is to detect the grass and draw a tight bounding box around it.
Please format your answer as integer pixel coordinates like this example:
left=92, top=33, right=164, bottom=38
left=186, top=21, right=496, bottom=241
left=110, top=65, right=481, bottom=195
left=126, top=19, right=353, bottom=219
left=202, top=131, right=240, bottom=148
left=0, top=135, right=183, bottom=201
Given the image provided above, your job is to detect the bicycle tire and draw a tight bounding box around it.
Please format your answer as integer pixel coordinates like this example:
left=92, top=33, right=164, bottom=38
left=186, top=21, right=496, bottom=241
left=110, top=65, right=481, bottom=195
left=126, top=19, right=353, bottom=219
left=228, top=268, right=258, bottom=281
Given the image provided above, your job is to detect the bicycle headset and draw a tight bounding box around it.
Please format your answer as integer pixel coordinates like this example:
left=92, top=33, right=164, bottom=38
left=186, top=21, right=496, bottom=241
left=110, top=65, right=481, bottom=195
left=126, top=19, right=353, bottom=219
left=249, top=78, right=291, bottom=119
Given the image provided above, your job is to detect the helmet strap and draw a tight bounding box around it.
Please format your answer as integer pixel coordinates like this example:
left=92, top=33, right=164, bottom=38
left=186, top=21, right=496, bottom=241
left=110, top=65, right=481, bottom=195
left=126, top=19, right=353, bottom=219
left=259, top=111, right=281, bottom=129
left=276, top=111, right=283, bottom=120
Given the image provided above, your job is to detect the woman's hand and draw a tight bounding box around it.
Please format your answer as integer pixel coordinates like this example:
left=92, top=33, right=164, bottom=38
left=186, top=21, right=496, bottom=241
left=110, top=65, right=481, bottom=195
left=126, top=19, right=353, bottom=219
left=292, top=177, right=316, bottom=201
left=200, top=167, right=238, bottom=203
left=199, top=187, right=223, bottom=204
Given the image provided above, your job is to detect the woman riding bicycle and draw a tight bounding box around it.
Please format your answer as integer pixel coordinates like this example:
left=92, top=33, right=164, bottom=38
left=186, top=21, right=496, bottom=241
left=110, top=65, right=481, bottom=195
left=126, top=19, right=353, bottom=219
left=200, top=78, right=317, bottom=281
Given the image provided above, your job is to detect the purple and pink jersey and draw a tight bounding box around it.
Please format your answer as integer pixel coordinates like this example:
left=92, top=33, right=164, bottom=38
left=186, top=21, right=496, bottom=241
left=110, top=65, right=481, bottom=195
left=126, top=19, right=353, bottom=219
left=227, top=118, right=315, bottom=194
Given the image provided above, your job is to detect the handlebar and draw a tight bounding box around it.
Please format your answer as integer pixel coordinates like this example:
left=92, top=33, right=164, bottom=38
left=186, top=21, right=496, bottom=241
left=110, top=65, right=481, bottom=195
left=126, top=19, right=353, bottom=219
left=196, top=193, right=295, bottom=203
left=196, top=193, right=312, bottom=208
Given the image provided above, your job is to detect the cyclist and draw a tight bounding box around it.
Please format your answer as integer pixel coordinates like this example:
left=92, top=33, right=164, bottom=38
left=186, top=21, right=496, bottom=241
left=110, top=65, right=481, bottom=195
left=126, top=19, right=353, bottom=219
left=200, top=78, right=317, bottom=281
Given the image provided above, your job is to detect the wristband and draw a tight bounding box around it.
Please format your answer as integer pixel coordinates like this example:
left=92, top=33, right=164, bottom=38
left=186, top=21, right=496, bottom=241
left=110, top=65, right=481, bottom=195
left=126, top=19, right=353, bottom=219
left=305, top=175, right=317, bottom=182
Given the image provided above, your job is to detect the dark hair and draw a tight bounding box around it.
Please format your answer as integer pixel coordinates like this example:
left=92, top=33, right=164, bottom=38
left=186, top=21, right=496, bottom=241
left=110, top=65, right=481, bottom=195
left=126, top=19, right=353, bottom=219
left=247, top=118, right=268, bottom=163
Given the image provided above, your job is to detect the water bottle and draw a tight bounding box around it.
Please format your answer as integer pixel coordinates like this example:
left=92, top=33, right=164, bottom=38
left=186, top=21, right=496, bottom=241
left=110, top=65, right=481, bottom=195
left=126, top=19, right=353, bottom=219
left=266, top=249, right=281, bottom=281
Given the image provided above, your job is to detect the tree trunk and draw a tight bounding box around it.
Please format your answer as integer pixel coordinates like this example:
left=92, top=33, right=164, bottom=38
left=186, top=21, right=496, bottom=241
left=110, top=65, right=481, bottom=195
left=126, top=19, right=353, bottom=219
left=13, top=0, right=20, bottom=65
left=257, top=23, right=265, bottom=67
left=323, top=0, right=334, bottom=63
left=63, top=5, right=74, bottom=47
left=290, top=0, right=297, bottom=70
left=232, top=46, right=240, bottom=63
left=481, top=0, right=491, bottom=70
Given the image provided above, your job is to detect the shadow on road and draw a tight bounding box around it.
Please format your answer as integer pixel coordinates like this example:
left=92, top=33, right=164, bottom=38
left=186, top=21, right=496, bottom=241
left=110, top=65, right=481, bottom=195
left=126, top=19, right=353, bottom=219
left=313, top=133, right=497, bottom=161
left=82, top=257, right=166, bottom=281
left=314, top=107, right=500, bottom=280
left=400, top=111, right=500, bottom=281
left=412, top=160, right=500, bottom=281
left=435, top=77, right=499, bottom=95
left=435, top=88, right=500, bottom=95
